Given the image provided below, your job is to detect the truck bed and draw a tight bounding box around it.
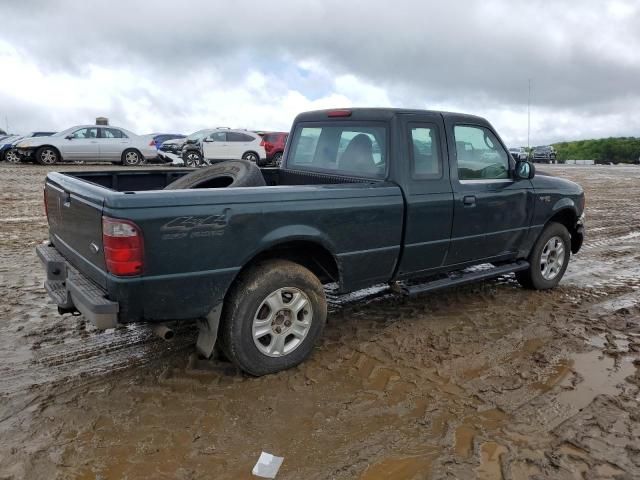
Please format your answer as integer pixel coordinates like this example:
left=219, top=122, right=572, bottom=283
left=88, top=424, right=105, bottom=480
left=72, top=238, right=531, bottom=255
left=63, top=167, right=375, bottom=192
left=43, top=167, right=404, bottom=324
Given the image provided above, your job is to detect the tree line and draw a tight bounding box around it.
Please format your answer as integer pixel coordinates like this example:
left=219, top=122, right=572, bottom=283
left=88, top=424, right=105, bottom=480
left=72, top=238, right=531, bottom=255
left=552, top=137, right=640, bottom=164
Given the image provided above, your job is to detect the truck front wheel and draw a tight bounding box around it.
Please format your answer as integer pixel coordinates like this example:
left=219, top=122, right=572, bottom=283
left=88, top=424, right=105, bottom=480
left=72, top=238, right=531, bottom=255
left=219, top=259, right=327, bottom=376
left=516, top=222, right=571, bottom=290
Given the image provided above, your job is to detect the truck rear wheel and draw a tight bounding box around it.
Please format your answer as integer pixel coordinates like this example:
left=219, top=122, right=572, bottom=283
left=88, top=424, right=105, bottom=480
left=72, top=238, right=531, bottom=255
left=516, top=222, right=571, bottom=290
left=219, top=259, right=327, bottom=376
left=164, top=160, right=266, bottom=190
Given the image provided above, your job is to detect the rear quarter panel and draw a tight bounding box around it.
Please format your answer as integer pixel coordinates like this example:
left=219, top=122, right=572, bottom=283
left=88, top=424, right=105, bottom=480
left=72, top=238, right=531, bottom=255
left=104, top=182, right=404, bottom=321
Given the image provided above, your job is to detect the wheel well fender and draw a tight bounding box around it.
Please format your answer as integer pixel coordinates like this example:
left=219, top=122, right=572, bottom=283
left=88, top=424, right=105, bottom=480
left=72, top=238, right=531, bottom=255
left=121, top=148, right=142, bottom=161
left=546, top=206, right=580, bottom=252
left=234, top=227, right=341, bottom=288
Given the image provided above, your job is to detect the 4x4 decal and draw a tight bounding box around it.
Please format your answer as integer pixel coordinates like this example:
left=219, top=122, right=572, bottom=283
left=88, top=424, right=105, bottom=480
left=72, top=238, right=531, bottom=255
left=160, top=209, right=230, bottom=239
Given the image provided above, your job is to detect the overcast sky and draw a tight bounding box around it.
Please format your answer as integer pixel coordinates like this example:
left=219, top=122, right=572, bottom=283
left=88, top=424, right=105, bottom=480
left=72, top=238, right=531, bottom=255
left=1, top=0, right=639, bottom=145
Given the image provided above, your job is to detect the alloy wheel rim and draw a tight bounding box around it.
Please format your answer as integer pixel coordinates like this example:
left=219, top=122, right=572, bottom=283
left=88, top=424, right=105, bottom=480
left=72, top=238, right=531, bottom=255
left=41, top=149, right=56, bottom=164
left=6, top=150, right=19, bottom=163
left=252, top=287, right=313, bottom=357
left=540, top=235, right=566, bottom=280
left=186, top=153, right=199, bottom=166
left=126, top=151, right=139, bottom=165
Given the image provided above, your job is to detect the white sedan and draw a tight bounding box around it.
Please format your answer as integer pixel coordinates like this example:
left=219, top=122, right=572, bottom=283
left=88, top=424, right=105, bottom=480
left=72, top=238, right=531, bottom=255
left=15, top=125, right=158, bottom=165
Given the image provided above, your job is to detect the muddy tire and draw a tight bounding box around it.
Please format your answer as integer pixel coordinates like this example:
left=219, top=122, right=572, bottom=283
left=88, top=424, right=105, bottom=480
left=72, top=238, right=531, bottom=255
left=219, top=259, right=327, bottom=376
left=164, top=160, right=266, bottom=190
left=35, top=146, right=59, bottom=165
left=516, top=222, right=571, bottom=290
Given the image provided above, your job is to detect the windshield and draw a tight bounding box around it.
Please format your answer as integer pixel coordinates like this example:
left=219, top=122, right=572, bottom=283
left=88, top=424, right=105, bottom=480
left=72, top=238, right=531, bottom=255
left=52, top=127, right=80, bottom=137
left=186, top=129, right=213, bottom=141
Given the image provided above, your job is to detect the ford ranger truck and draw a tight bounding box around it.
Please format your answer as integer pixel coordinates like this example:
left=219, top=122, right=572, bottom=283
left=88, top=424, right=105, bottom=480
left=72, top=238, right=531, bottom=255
left=37, top=108, right=585, bottom=375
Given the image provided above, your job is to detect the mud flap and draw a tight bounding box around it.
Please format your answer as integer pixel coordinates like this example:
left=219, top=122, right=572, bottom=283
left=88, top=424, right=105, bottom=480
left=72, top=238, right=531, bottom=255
left=196, top=303, right=223, bottom=358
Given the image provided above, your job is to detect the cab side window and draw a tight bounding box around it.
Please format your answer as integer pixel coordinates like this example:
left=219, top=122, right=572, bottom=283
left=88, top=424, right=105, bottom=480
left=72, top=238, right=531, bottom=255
left=409, top=123, right=441, bottom=178
left=454, top=125, right=510, bottom=180
left=70, top=128, right=98, bottom=139
left=101, top=128, right=126, bottom=139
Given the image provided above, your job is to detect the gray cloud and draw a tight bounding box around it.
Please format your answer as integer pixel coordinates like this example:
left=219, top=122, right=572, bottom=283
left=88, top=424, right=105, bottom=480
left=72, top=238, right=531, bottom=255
left=1, top=0, right=639, bottom=144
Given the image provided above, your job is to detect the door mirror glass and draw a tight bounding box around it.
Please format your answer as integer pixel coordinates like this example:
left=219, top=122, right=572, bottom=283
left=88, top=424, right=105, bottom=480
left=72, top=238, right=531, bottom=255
left=515, top=160, right=535, bottom=180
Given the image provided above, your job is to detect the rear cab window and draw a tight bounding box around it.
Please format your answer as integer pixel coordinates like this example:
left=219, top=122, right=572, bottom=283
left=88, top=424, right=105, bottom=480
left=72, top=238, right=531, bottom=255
left=408, top=124, right=442, bottom=178
left=287, top=123, right=387, bottom=178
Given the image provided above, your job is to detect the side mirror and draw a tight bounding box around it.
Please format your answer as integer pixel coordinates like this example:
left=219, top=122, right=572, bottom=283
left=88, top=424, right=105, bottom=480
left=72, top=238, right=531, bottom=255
left=202, top=138, right=213, bottom=143
left=515, top=160, right=535, bottom=180
left=65, top=135, right=73, bottom=140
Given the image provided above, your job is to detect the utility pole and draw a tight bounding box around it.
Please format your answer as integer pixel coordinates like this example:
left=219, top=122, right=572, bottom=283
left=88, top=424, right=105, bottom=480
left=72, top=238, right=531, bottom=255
left=527, top=79, right=531, bottom=149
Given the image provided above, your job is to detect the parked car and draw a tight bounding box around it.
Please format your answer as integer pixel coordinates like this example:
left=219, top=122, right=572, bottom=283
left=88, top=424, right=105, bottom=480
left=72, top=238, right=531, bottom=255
left=200, top=129, right=266, bottom=165
left=255, top=131, right=288, bottom=167
left=157, top=137, right=187, bottom=163
left=37, top=107, right=585, bottom=376
left=509, top=147, right=528, bottom=161
left=532, top=145, right=557, bottom=163
left=180, top=129, right=218, bottom=167
left=15, top=125, right=157, bottom=165
left=0, top=135, right=23, bottom=162
left=150, top=133, right=185, bottom=149
left=3, top=132, right=56, bottom=163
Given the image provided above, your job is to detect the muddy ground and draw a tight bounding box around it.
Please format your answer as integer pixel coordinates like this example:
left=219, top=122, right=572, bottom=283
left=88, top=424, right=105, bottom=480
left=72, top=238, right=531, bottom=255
left=0, top=163, right=639, bottom=480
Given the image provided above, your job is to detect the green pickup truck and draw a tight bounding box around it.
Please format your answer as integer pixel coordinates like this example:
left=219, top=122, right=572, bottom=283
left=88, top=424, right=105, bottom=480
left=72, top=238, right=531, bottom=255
left=37, top=108, right=585, bottom=375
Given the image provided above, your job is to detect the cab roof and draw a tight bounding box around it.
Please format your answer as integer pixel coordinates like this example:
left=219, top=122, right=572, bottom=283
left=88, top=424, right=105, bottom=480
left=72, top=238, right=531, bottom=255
left=294, top=108, right=486, bottom=124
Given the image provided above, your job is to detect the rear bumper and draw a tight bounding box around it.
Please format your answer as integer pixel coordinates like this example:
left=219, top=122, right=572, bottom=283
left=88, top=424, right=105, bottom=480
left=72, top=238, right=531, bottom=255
left=36, top=242, right=119, bottom=329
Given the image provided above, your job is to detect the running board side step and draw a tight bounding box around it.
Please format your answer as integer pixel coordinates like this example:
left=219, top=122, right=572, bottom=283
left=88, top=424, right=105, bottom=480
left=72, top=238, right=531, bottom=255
left=398, top=261, right=530, bottom=296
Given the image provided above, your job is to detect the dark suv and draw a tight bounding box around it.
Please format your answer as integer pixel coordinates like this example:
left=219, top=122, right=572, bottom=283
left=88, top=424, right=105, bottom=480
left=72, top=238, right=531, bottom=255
left=532, top=146, right=557, bottom=163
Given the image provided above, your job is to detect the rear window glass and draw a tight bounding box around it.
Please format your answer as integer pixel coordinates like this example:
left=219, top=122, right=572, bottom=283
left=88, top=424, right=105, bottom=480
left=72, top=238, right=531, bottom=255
left=288, top=124, right=386, bottom=178
left=263, top=133, right=281, bottom=143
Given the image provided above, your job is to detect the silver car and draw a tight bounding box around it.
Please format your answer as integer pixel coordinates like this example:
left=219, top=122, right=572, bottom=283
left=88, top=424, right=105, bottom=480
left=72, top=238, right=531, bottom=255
left=15, top=125, right=157, bottom=165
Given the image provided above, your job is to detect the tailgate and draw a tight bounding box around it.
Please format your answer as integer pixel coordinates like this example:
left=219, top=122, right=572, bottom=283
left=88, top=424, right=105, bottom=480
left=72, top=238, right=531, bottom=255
left=45, top=177, right=107, bottom=288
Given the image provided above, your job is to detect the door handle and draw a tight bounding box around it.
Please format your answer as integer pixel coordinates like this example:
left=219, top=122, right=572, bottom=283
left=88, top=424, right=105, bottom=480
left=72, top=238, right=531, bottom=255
left=463, top=195, right=476, bottom=207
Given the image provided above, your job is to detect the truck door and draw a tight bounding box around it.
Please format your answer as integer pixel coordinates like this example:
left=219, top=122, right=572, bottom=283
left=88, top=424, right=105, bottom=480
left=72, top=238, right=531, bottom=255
left=396, top=114, right=454, bottom=278
left=444, top=118, right=533, bottom=265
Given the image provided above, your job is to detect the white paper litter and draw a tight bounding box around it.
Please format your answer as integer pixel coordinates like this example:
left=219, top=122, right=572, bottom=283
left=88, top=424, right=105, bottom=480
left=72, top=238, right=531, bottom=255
left=252, top=451, right=284, bottom=478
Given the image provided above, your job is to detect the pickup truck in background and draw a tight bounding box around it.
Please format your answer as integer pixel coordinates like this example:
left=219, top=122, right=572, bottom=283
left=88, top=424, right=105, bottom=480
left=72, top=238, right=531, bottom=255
left=37, top=108, right=585, bottom=375
left=532, top=145, right=557, bottom=163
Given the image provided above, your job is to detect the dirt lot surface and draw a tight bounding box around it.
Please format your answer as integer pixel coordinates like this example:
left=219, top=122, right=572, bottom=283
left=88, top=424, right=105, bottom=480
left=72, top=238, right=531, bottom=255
left=0, top=163, right=639, bottom=480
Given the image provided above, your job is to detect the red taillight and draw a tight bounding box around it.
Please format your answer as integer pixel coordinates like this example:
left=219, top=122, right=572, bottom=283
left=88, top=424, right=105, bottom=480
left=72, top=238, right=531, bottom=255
left=327, top=109, right=352, bottom=117
left=102, top=217, right=144, bottom=276
left=260, top=138, right=265, bottom=147
left=149, top=139, right=156, bottom=146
